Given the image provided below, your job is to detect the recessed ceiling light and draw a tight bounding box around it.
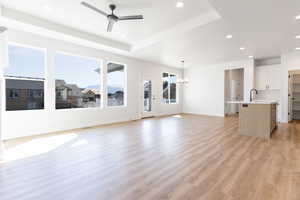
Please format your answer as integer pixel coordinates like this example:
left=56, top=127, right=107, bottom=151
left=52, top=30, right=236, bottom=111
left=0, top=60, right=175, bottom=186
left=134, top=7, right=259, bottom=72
left=226, top=35, right=233, bottom=39
left=176, top=2, right=184, bottom=8
left=248, top=56, right=254, bottom=59
left=240, top=47, right=245, bottom=50
left=296, top=47, right=300, bottom=50
left=296, top=15, right=300, bottom=20
left=296, top=35, right=300, bottom=39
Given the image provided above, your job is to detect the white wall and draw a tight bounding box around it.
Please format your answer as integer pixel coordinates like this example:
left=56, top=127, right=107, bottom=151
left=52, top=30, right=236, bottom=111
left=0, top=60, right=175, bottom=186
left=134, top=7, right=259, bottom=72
left=0, top=30, right=182, bottom=140
left=183, top=59, right=254, bottom=117
left=0, top=70, right=3, bottom=158
left=181, top=51, right=300, bottom=123
left=142, top=65, right=183, bottom=117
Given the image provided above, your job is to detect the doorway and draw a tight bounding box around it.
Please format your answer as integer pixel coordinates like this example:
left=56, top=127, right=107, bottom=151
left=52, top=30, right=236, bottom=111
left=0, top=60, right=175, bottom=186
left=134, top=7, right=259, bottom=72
left=288, top=70, right=300, bottom=122
left=142, top=77, right=157, bottom=118
left=224, top=68, right=244, bottom=116
left=144, top=80, right=152, bottom=113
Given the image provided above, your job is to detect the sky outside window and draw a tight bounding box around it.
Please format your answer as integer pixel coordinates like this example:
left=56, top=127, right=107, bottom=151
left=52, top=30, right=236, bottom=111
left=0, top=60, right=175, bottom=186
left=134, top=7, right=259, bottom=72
left=55, top=53, right=101, bottom=88
left=5, top=45, right=45, bottom=78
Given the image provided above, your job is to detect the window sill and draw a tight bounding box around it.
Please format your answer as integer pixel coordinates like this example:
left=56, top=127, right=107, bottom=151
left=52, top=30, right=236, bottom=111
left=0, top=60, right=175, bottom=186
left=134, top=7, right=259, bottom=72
left=5, top=109, right=45, bottom=113
left=55, top=107, right=103, bottom=111
left=107, top=105, right=127, bottom=109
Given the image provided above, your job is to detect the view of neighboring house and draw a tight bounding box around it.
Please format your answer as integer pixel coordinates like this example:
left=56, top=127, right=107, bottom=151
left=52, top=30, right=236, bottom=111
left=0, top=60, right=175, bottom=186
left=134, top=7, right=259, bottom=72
left=6, top=78, right=44, bottom=111
left=6, top=78, right=123, bottom=110
left=56, top=79, right=100, bottom=109
left=163, top=82, right=177, bottom=104
left=107, top=90, right=124, bottom=106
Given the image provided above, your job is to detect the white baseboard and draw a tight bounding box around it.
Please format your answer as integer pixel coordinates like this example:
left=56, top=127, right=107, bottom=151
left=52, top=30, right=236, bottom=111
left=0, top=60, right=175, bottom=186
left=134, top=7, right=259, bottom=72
left=0, top=141, right=4, bottom=161
left=183, top=111, right=225, bottom=118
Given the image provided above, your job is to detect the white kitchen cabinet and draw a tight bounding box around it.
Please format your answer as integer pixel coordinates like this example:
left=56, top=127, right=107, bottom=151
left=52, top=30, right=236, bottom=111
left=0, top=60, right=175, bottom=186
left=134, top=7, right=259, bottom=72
left=255, top=64, right=281, bottom=90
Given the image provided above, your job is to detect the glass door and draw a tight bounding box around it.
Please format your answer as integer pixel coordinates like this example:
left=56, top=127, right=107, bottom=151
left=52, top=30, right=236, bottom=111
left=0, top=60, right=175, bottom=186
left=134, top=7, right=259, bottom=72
left=142, top=79, right=157, bottom=118
left=144, top=80, right=152, bottom=113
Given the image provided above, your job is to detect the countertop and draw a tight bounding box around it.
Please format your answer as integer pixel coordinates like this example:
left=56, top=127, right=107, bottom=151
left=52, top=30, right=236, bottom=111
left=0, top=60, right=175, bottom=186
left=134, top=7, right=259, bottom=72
left=227, top=100, right=279, bottom=105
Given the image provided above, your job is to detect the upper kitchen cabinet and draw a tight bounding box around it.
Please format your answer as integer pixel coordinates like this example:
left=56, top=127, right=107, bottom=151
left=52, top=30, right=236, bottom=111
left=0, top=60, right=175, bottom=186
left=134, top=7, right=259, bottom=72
left=255, top=64, right=281, bottom=90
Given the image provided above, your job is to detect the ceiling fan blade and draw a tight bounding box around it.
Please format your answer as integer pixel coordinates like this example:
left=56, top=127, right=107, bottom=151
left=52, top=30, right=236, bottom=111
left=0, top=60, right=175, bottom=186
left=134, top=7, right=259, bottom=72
left=107, top=20, right=115, bottom=32
left=81, top=2, right=108, bottom=17
left=119, top=15, right=144, bottom=20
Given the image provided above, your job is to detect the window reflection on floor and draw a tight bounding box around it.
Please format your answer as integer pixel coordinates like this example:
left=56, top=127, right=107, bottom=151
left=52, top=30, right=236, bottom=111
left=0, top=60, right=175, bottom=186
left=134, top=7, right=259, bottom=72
left=172, top=114, right=183, bottom=118
left=2, top=134, right=78, bottom=163
left=70, top=139, right=89, bottom=148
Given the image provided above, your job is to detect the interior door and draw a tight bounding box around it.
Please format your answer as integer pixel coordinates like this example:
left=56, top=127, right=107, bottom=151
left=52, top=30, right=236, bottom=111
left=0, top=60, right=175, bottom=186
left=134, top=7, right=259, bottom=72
left=288, top=73, right=293, bottom=122
left=142, top=76, right=158, bottom=118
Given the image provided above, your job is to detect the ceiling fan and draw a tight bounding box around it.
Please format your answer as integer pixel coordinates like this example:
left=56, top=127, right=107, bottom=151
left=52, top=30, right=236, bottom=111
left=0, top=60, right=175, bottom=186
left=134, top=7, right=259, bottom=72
left=81, top=1, right=144, bottom=32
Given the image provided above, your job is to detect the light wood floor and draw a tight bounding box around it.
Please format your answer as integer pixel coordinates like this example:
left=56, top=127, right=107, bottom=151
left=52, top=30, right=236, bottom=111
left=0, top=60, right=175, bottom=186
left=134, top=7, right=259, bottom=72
left=0, top=114, right=300, bottom=200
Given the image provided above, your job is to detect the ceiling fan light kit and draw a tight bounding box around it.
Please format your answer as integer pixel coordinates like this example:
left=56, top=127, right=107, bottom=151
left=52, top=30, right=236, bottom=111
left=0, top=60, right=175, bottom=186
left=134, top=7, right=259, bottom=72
left=81, top=1, right=144, bottom=32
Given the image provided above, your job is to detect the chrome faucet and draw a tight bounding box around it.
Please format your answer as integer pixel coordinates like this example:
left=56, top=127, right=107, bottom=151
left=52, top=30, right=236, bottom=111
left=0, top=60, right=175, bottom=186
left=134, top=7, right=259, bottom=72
left=250, top=88, right=258, bottom=102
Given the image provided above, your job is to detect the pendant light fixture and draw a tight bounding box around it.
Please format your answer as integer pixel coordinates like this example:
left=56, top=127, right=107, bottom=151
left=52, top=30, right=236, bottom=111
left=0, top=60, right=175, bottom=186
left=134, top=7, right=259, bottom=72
left=177, top=59, right=189, bottom=84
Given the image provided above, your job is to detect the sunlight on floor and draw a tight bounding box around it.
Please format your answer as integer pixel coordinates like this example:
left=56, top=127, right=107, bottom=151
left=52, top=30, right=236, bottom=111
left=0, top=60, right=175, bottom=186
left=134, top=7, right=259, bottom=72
left=2, top=133, right=78, bottom=163
left=70, top=139, right=89, bottom=148
left=172, top=115, right=183, bottom=118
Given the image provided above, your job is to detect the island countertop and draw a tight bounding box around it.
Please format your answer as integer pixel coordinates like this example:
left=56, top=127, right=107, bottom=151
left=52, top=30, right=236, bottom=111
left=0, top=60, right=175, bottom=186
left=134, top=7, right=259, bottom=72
left=227, top=100, right=279, bottom=105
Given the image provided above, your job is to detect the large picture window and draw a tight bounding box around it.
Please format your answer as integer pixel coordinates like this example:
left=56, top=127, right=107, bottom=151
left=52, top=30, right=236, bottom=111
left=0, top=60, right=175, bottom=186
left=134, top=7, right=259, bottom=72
left=55, top=53, right=102, bottom=109
left=5, top=44, right=45, bottom=111
left=107, top=62, right=125, bottom=107
left=162, top=73, right=177, bottom=104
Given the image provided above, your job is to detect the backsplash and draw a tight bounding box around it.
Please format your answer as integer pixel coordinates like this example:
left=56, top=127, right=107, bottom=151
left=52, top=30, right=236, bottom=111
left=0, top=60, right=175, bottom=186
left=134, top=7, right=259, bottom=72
left=255, top=89, right=280, bottom=101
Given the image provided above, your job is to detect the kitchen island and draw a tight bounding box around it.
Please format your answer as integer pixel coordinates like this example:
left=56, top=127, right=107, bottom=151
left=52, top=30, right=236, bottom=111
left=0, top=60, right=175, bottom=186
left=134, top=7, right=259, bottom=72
left=228, top=101, right=278, bottom=139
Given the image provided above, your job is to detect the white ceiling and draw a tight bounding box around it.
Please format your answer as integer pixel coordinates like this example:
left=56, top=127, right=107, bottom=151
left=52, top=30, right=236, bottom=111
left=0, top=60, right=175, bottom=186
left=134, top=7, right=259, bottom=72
left=0, top=0, right=214, bottom=44
left=1, top=0, right=300, bottom=68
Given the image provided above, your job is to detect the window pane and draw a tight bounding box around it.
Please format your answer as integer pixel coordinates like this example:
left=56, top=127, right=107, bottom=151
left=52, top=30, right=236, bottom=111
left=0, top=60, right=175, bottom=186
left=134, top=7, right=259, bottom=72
left=163, top=73, right=169, bottom=104
left=5, top=44, right=45, bottom=111
left=5, top=45, right=44, bottom=79
left=107, top=63, right=125, bottom=107
left=170, top=74, right=177, bottom=103
left=144, top=80, right=152, bottom=112
left=6, top=79, right=44, bottom=111
left=55, top=53, right=101, bottom=109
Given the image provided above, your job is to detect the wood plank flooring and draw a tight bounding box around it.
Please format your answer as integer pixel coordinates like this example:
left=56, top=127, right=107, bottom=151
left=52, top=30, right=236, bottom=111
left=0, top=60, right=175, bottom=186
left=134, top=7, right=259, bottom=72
left=0, top=114, right=300, bottom=200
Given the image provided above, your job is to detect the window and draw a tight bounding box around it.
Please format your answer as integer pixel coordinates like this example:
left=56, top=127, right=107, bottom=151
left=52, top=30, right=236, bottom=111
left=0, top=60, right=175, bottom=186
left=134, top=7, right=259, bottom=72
left=162, top=73, right=177, bottom=104
left=8, top=89, right=19, bottom=99
left=169, top=74, right=177, bottom=103
left=107, top=62, right=125, bottom=107
left=163, top=73, right=169, bottom=103
left=5, top=44, right=45, bottom=111
left=144, top=80, right=152, bottom=112
left=55, top=53, right=102, bottom=109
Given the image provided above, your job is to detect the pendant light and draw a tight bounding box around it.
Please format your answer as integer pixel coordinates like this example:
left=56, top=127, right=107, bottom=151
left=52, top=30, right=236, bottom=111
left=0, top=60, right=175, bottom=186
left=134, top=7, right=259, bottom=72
left=177, top=59, right=189, bottom=84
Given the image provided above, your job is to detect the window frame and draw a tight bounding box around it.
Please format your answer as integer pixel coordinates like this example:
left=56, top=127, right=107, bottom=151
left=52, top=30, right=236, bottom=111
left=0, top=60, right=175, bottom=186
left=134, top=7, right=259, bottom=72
left=162, top=72, right=178, bottom=105
left=106, top=61, right=127, bottom=108
left=7, top=89, right=20, bottom=99
left=54, top=51, right=104, bottom=110
left=4, top=42, right=47, bottom=112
